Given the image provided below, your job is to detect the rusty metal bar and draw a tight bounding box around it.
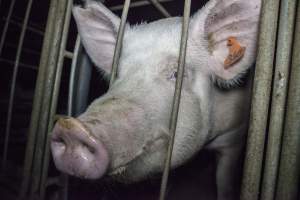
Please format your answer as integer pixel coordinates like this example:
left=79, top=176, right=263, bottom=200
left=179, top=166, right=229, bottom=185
left=109, top=0, right=131, bottom=86
left=28, top=1, right=71, bottom=199
left=159, top=0, right=191, bottom=200
left=39, top=0, right=73, bottom=199
left=19, top=0, right=58, bottom=198
left=260, top=0, right=297, bottom=199
left=2, top=0, right=33, bottom=171
left=275, top=2, right=300, bottom=200
left=0, top=0, right=16, bottom=56
left=59, top=36, right=81, bottom=200
left=109, top=0, right=173, bottom=11
left=148, top=0, right=171, bottom=17
left=240, top=0, right=280, bottom=199
left=28, top=0, right=68, bottom=199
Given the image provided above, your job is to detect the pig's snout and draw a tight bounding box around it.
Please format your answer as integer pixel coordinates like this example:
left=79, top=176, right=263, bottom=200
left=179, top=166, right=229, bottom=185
left=51, top=117, right=109, bottom=179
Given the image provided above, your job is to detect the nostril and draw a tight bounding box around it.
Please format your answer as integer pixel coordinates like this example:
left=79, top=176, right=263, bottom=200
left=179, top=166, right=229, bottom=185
left=52, top=136, right=66, bottom=149
left=51, top=117, right=110, bottom=179
left=52, top=133, right=64, bottom=143
left=81, top=141, right=96, bottom=154
left=51, top=132, right=67, bottom=157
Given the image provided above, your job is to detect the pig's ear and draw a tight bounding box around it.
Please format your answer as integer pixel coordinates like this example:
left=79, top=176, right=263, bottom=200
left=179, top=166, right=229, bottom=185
left=73, top=0, right=120, bottom=74
left=190, top=0, right=261, bottom=86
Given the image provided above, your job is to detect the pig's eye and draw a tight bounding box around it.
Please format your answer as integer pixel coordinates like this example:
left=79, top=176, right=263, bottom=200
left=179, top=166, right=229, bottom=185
left=168, top=71, right=187, bottom=81
left=172, top=71, right=178, bottom=78
left=169, top=71, right=178, bottom=80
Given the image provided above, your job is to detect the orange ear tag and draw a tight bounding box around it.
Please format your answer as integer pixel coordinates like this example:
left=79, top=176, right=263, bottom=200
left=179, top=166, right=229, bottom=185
left=224, top=36, right=246, bottom=69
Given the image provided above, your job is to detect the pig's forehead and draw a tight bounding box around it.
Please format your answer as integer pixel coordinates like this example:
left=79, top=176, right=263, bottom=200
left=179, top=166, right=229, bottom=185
left=122, top=17, right=182, bottom=58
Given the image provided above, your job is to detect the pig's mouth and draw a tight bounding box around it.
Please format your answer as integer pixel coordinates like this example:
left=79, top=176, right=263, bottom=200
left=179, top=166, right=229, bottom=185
left=51, top=117, right=110, bottom=179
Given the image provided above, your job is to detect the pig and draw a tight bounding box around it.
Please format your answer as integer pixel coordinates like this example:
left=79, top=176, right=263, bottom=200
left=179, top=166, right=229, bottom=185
left=51, top=0, right=261, bottom=199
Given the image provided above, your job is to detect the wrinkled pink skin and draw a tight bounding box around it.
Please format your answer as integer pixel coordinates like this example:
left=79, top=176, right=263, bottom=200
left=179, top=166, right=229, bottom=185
left=51, top=118, right=109, bottom=179
left=51, top=0, right=261, bottom=199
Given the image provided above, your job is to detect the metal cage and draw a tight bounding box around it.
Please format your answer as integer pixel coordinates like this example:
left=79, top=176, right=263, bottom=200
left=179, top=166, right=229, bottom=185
left=0, top=0, right=299, bottom=200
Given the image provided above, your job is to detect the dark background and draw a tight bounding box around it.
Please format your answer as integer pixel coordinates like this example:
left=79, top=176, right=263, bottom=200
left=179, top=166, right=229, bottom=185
left=0, top=0, right=226, bottom=199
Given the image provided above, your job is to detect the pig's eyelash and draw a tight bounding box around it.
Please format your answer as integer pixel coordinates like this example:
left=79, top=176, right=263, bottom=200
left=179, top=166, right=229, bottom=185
left=169, top=71, right=177, bottom=80
left=212, top=69, right=248, bottom=89
left=168, top=71, right=187, bottom=81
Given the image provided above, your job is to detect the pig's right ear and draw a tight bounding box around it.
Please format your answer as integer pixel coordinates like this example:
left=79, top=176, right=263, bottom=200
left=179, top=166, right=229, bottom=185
left=190, top=0, right=261, bottom=87
left=73, top=1, right=120, bottom=74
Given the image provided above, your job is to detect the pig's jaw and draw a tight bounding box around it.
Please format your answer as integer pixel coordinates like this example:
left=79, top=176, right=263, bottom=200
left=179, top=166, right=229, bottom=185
left=70, top=98, right=162, bottom=181
left=104, top=127, right=170, bottom=183
left=51, top=118, right=110, bottom=179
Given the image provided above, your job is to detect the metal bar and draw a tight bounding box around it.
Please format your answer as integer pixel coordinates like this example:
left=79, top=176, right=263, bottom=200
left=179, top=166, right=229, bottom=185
left=275, top=3, right=300, bottom=199
left=72, top=48, right=93, bottom=115
left=1, top=18, right=44, bottom=36
left=68, top=36, right=81, bottom=117
left=240, top=0, right=280, bottom=199
left=159, top=0, right=191, bottom=200
left=2, top=0, right=33, bottom=171
left=4, top=42, right=41, bottom=56
left=64, top=50, right=73, bottom=59
left=29, top=0, right=68, bottom=198
left=148, top=0, right=171, bottom=17
left=109, top=0, right=131, bottom=86
left=57, top=35, right=81, bottom=200
left=19, top=0, right=58, bottom=198
left=260, top=0, right=297, bottom=199
left=0, top=0, right=16, bottom=56
left=109, top=0, right=173, bottom=11
left=39, top=0, right=73, bottom=199
left=9, top=15, right=44, bottom=31
left=0, top=58, right=37, bottom=70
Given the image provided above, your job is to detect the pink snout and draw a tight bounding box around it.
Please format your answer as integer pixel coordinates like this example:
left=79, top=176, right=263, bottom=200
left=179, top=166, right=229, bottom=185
left=51, top=117, right=109, bottom=179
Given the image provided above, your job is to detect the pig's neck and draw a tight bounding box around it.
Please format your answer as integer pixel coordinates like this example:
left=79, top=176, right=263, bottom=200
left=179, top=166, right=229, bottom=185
left=192, top=74, right=214, bottom=140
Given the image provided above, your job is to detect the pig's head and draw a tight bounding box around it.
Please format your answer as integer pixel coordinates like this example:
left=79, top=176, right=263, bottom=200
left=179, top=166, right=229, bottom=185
left=51, top=0, right=260, bottom=182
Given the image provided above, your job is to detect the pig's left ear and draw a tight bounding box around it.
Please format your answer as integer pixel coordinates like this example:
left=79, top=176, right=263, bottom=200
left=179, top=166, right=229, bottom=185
left=73, top=0, right=121, bottom=74
left=190, top=0, right=261, bottom=85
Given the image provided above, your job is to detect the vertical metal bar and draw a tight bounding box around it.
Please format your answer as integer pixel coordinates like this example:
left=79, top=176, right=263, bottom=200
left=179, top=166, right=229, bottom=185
left=29, top=0, right=68, bottom=198
left=39, top=0, right=73, bottom=199
left=19, top=0, right=58, bottom=198
left=58, top=35, right=81, bottom=200
left=159, top=0, right=191, bottom=200
left=70, top=44, right=93, bottom=116
left=68, top=36, right=81, bottom=117
left=0, top=0, right=16, bottom=56
left=148, top=0, right=171, bottom=17
left=2, top=0, right=33, bottom=171
left=240, top=0, right=280, bottom=199
left=260, top=1, right=297, bottom=200
left=109, top=0, right=131, bottom=86
left=275, top=3, right=300, bottom=200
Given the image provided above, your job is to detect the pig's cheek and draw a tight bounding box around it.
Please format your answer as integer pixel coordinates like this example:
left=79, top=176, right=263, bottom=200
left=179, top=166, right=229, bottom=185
left=142, top=130, right=169, bottom=154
